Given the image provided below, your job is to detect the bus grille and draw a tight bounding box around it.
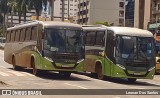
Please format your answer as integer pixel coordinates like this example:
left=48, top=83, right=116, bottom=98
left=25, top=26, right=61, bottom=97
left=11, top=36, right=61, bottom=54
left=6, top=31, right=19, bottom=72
left=126, top=63, right=148, bottom=67
left=125, top=62, right=149, bottom=71
left=53, top=54, right=79, bottom=60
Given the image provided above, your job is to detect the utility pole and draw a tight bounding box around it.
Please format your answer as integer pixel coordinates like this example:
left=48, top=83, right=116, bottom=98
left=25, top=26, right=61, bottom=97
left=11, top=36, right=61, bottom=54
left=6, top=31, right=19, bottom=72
left=61, top=0, right=65, bottom=21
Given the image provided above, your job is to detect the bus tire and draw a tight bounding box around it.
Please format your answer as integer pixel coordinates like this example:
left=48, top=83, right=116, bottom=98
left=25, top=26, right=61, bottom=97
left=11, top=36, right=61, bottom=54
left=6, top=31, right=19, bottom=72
left=12, top=56, right=22, bottom=71
left=128, top=78, right=137, bottom=83
left=95, top=63, right=104, bottom=80
left=31, top=58, right=40, bottom=76
left=90, top=72, right=97, bottom=78
left=59, top=71, right=71, bottom=78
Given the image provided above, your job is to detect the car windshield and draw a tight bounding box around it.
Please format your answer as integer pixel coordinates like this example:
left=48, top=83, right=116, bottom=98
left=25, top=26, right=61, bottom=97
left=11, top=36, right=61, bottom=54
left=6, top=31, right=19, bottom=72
left=116, top=35, right=154, bottom=60
left=44, top=28, right=83, bottom=53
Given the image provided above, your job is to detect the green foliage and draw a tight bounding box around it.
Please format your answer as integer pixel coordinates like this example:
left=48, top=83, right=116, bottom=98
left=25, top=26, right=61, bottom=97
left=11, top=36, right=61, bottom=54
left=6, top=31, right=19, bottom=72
left=0, top=0, right=8, bottom=15
left=95, top=21, right=110, bottom=26
left=31, top=0, right=48, bottom=20
left=0, top=0, right=48, bottom=22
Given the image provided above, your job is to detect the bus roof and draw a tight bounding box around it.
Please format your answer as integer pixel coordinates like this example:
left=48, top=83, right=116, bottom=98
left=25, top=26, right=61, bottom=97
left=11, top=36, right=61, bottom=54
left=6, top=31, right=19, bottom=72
left=7, top=21, right=82, bottom=31
left=83, top=26, right=153, bottom=37
left=107, top=27, right=153, bottom=37
left=42, top=21, right=82, bottom=28
left=83, top=26, right=106, bottom=31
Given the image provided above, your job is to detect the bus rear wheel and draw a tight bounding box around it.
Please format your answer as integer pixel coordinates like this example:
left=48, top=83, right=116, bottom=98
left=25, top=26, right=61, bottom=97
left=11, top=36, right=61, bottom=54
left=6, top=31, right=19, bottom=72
left=96, top=65, right=104, bottom=80
left=90, top=72, right=97, bottom=78
left=12, top=56, right=22, bottom=71
left=128, top=78, right=137, bottom=83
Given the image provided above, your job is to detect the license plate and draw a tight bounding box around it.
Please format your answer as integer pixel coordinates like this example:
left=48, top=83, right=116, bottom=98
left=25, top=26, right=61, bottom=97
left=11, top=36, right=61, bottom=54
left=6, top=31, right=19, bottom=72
left=133, top=72, right=141, bottom=75
left=61, top=65, right=69, bottom=67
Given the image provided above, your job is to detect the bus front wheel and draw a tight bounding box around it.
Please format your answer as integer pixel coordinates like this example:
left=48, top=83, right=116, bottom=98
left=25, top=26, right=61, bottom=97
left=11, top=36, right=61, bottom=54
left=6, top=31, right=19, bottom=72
left=59, top=71, right=71, bottom=78
left=32, top=59, right=40, bottom=76
left=96, top=65, right=104, bottom=80
left=128, top=78, right=137, bottom=83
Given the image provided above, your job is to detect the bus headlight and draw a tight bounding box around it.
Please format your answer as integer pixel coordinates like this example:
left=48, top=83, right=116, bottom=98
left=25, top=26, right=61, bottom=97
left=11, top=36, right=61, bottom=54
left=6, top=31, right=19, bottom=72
left=77, top=59, right=84, bottom=64
left=148, top=66, right=155, bottom=72
left=116, top=64, right=126, bottom=70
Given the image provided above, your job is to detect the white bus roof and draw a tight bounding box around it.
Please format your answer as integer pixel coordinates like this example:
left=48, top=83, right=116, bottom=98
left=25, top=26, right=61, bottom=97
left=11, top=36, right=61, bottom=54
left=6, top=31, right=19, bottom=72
left=43, top=21, right=82, bottom=28
left=7, top=21, right=82, bottom=31
left=107, top=27, right=153, bottom=37
left=83, top=26, right=153, bottom=37
left=83, top=25, right=107, bottom=31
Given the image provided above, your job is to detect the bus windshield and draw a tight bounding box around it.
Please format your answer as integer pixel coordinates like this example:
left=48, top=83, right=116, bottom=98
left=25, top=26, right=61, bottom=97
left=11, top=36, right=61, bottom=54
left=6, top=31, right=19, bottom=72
left=44, top=28, right=83, bottom=53
left=116, top=35, right=154, bottom=60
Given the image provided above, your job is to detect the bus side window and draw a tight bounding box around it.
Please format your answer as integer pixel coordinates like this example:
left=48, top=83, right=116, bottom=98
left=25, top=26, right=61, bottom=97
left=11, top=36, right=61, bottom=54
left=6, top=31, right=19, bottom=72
left=31, top=27, right=37, bottom=41
left=15, top=30, right=20, bottom=42
left=95, top=31, right=105, bottom=46
left=85, top=31, right=96, bottom=45
left=6, top=31, right=11, bottom=43
left=20, top=29, right=26, bottom=42
left=25, top=28, right=31, bottom=41
left=11, top=31, right=16, bottom=42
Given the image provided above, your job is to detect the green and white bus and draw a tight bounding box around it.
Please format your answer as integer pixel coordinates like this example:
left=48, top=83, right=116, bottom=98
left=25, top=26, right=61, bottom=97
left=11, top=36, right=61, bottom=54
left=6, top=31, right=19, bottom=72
left=4, top=21, right=85, bottom=77
left=83, top=25, right=155, bottom=82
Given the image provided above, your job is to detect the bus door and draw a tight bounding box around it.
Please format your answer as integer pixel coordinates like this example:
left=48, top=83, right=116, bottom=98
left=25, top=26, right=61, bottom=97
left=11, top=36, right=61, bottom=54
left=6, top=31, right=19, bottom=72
left=105, top=30, right=115, bottom=76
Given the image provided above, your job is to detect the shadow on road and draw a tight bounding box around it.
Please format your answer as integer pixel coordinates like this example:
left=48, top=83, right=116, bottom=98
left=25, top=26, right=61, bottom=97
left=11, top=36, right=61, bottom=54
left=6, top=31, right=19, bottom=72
left=78, top=72, right=160, bottom=87
left=105, top=78, right=160, bottom=87
left=8, top=68, right=90, bottom=81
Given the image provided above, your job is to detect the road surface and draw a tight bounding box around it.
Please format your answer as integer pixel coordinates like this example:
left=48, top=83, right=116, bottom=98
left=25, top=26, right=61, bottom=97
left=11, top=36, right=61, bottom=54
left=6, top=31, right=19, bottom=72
left=0, top=50, right=160, bottom=98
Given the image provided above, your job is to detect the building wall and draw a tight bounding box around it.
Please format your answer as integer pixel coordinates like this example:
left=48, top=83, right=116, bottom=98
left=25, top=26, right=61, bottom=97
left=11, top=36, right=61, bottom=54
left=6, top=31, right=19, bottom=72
left=144, top=0, right=151, bottom=29
left=125, top=0, right=135, bottom=27
left=53, top=0, right=61, bottom=17
left=148, top=0, right=160, bottom=31
left=90, top=0, right=120, bottom=25
left=134, top=0, right=139, bottom=28
left=77, top=0, right=125, bottom=26
left=7, top=10, right=36, bottom=27
left=134, top=0, right=151, bottom=30
left=50, top=0, right=78, bottom=18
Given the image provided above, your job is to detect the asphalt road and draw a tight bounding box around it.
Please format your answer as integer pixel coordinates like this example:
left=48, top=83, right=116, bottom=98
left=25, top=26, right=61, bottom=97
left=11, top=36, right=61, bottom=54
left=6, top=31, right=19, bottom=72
left=0, top=50, right=160, bottom=98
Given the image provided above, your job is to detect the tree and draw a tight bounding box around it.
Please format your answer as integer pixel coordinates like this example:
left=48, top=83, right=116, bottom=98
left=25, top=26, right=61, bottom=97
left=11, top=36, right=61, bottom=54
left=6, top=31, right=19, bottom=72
left=21, top=0, right=28, bottom=22
left=0, top=0, right=9, bottom=36
left=16, top=0, right=23, bottom=23
left=95, top=21, right=110, bottom=26
left=30, top=0, right=47, bottom=20
left=8, top=0, right=18, bottom=26
left=48, top=0, right=55, bottom=21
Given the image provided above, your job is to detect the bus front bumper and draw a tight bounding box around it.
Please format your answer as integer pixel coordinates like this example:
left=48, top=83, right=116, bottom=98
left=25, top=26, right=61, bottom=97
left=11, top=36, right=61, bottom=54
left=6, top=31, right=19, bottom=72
left=112, top=64, right=155, bottom=79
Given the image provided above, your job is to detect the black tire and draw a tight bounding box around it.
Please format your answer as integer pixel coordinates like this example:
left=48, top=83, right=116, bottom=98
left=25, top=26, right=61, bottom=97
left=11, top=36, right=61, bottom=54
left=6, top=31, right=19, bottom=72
left=59, top=71, right=71, bottom=78
left=128, top=78, right=137, bottom=83
left=32, top=59, right=40, bottom=76
left=90, top=72, right=97, bottom=78
left=96, top=65, right=104, bottom=80
left=12, top=56, right=22, bottom=71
